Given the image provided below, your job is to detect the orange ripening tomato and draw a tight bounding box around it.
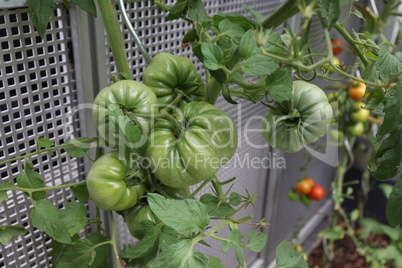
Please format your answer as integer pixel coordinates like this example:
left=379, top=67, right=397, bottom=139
left=348, top=82, right=366, bottom=101
left=305, top=177, right=315, bottom=188
left=331, top=39, right=344, bottom=55
left=308, top=185, right=326, bottom=200
left=296, top=179, right=314, bottom=195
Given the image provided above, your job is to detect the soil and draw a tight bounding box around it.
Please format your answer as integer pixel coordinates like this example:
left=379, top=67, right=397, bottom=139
left=307, top=225, right=393, bottom=268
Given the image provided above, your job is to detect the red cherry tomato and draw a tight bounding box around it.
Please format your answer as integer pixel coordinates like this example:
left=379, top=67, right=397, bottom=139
left=308, top=185, right=326, bottom=200
left=331, top=39, right=344, bottom=55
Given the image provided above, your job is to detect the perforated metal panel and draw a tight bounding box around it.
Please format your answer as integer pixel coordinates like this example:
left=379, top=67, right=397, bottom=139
left=0, top=5, right=87, bottom=267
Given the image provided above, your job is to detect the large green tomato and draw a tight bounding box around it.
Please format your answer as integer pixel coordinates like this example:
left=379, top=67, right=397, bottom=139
left=124, top=204, right=158, bottom=240
left=263, top=81, right=333, bottom=153
left=92, top=80, right=158, bottom=148
left=142, top=52, right=206, bottom=107
left=146, top=101, right=238, bottom=188
left=86, top=151, right=147, bottom=211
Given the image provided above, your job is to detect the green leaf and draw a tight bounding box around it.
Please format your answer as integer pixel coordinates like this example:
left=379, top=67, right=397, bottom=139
left=71, top=184, right=90, bottom=203
left=86, top=232, right=110, bottom=268
left=59, top=202, right=88, bottom=236
left=378, top=183, right=393, bottom=199
left=31, top=199, right=71, bottom=244
left=26, top=0, right=55, bottom=37
left=275, top=240, right=308, bottom=268
left=375, top=49, right=402, bottom=139
left=213, top=13, right=257, bottom=31
left=318, top=226, right=345, bottom=240
left=0, top=182, right=12, bottom=203
left=352, top=10, right=365, bottom=20
left=368, top=125, right=402, bottom=181
left=266, top=68, right=293, bottom=102
left=218, top=19, right=245, bottom=41
left=187, top=0, right=209, bottom=23
left=50, top=235, right=80, bottom=267
left=167, top=0, right=189, bottom=21
left=57, top=239, right=96, bottom=268
left=147, top=193, right=210, bottom=236
left=350, top=209, right=360, bottom=222
left=222, top=240, right=230, bottom=253
left=221, top=84, right=239, bottom=105
left=201, top=43, right=224, bottom=70
left=71, top=0, right=97, bottom=17
left=243, top=5, right=265, bottom=24
left=229, top=192, right=242, bottom=206
left=386, top=177, right=402, bottom=226
left=362, top=63, right=383, bottom=110
left=107, top=104, right=147, bottom=160
left=229, top=87, right=265, bottom=103
left=0, top=225, right=26, bottom=245
left=300, top=194, right=312, bottom=207
left=243, top=54, right=278, bottom=76
left=200, top=194, right=236, bottom=217
left=37, top=137, right=54, bottom=148
left=359, top=218, right=383, bottom=239
left=149, top=240, right=209, bottom=268
left=64, top=137, right=92, bottom=158
left=208, top=256, right=226, bottom=268
left=16, top=163, right=45, bottom=200
left=239, top=30, right=257, bottom=58
left=209, top=69, right=227, bottom=85
left=120, top=221, right=160, bottom=265
left=228, top=230, right=245, bottom=265
left=246, top=230, right=268, bottom=253
left=320, top=0, right=341, bottom=30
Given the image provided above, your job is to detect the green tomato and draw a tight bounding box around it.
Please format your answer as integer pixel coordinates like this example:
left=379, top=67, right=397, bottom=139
left=86, top=151, right=147, bottom=211
left=146, top=101, right=238, bottom=188
left=263, top=81, right=333, bottom=153
left=349, top=102, right=370, bottom=122
left=323, top=57, right=341, bottom=73
left=347, top=122, right=365, bottom=136
left=142, top=52, right=206, bottom=107
left=92, top=80, right=158, bottom=148
left=160, top=185, right=190, bottom=199
left=329, top=129, right=345, bottom=146
left=124, top=204, right=159, bottom=240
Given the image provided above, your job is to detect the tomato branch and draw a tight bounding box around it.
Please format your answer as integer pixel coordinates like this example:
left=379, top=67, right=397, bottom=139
left=262, top=0, right=300, bottom=29
left=97, top=0, right=132, bottom=79
left=0, top=181, right=86, bottom=193
left=0, top=138, right=98, bottom=167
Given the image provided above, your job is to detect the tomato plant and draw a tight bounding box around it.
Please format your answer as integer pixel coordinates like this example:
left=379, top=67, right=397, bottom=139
left=1, top=0, right=401, bottom=267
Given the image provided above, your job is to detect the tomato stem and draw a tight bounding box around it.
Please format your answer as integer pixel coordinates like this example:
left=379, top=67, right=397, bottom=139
left=97, top=0, right=132, bottom=80
left=0, top=181, right=86, bottom=194
left=188, top=176, right=215, bottom=199
left=109, top=212, right=124, bottom=268
left=262, top=0, right=300, bottom=29
left=0, top=137, right=98, bottom=167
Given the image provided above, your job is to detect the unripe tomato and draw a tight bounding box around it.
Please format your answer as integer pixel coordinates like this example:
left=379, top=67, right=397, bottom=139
left=329, top=129, right=345, bottom=145
left=323, top=57, right=341, bottom=73
left=348, top=82, right=366, bottom=101
left=350, top=102, right=370, bottom=122
left=308, top=185, right=326, bottom=200
left=347, top=121, right=365, bottom=136
left=331, top=39, right=344, bottom=55
left=296, top=179, right=313, bottom=195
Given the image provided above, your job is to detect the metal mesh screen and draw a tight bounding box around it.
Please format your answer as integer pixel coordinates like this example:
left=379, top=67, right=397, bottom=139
left=0, top=5, right=87, bottom=267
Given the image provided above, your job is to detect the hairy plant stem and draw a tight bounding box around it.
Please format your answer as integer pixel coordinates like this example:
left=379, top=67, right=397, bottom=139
left=262, top=0, right=300, bottom=29
left=109, top=212, right=124, bottom=268
left=188, top=177, right=215, bottom=199
left=0, top=138, right=98, bottom=167
left=334, top=22, right=369, bottom=67
left=97, top=0, right=132, bottom=79
left=0, top=181, right=86, bottom=193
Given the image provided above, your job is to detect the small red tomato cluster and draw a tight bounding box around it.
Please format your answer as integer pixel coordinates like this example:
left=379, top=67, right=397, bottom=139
left=288, top=177, right=326, bottom=206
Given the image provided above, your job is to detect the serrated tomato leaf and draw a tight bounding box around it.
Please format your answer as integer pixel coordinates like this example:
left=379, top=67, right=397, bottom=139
left=0, top=225, right=26, bottom=245
left=386, top=176, right=402, bottom=226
